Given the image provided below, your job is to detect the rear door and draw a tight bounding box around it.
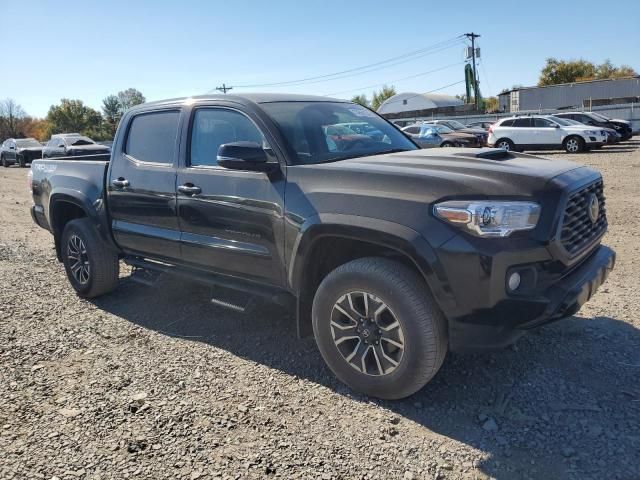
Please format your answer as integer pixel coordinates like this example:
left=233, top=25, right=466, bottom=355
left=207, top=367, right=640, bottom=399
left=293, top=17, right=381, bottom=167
left=107, top=108, right=183, bottom=261
left=510, top=117, right=533, bottom=145
left=176, top=104, right=286, bottom=286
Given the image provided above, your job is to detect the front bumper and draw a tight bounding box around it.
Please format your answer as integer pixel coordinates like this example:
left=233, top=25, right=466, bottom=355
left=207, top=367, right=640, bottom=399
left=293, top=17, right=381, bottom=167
left=437, top=236, right=615, bottom=352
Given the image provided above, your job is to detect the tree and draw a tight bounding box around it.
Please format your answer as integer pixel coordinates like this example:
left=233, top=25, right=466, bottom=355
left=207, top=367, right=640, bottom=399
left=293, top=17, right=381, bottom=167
left=46, top=99, right=103, bottom=137
left=483, top=96, right=499, bottom=112
left=371, top=85, right=396, bottom=111
left=0, top=98, right=28, bottom=139
left=117, top=88, right=146, bottom=111
left=21, top=118, right=51, bottom=142
left=538, top=58, right=637, bottom=86
left=350, top=94, right=370, bottom=108
left=102, top=94, right=121, bottom=138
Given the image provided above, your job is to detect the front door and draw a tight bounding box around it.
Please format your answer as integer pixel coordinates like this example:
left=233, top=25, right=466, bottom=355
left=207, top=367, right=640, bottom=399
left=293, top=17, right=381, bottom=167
left=107, top=108, right=183, bottom=261
left=176, top=106, right=286, bottom=286
left=533, top=117, right=563, bottom=146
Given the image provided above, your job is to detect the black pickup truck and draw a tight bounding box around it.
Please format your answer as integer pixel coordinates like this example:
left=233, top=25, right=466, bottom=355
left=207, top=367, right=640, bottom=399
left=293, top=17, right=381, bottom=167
left=29, top=94, right=615, bottom=399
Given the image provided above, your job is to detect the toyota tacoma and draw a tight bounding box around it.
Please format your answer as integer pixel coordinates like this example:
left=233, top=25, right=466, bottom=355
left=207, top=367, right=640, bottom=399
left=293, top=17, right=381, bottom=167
left=29, top=94, right=615, bottom=399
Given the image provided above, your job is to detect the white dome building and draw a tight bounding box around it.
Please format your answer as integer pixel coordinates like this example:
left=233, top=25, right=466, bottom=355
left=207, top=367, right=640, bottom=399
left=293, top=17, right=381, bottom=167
left=377, top=92, right=463, bottom=115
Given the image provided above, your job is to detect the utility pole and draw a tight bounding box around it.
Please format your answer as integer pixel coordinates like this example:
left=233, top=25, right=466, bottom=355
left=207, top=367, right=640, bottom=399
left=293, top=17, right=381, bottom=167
left=216, top=83, right=233, bottom=94
left=465, top=32, right=480, bottom=110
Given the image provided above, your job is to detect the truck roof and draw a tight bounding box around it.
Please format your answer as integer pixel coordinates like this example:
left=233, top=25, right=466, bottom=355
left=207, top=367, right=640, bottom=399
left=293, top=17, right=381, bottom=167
left=130, top=93, right=348, bottom=111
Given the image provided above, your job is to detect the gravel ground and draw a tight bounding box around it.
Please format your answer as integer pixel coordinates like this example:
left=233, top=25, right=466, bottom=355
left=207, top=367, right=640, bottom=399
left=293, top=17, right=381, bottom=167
left=1, top=142, right=639, bottom=480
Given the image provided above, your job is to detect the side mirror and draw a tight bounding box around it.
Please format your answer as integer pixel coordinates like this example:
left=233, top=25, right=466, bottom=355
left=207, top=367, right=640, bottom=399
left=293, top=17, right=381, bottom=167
left=554, top=124, right=560, bottom=128
left=217, top=141, right=275, bottom=172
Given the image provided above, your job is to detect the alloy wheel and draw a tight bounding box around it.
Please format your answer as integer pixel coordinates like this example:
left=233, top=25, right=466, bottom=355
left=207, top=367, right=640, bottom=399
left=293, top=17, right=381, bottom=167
left=566, top=138, right=580, bottom=152
left=67, top=234, right=90, bottom=284
left=330, top=291, right=405, bottom=376
left=498, top=141, right=511, bottom=151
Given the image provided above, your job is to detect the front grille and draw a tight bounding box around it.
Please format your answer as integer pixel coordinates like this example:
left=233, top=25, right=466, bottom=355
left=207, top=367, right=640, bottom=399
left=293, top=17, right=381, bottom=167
left=560, top=179, right=607, bottom=255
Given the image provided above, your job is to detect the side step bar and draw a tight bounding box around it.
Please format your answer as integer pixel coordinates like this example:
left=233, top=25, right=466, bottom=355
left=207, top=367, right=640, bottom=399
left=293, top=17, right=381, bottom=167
left=123, top=256, right=293, bottom=308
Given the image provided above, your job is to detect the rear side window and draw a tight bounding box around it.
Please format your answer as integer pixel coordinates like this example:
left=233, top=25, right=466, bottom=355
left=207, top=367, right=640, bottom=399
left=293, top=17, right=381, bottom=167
left=513, top=118, right=532, bottom=127
left=125, top=110, right=180, bottom=164
left=500, top=119, right=515, bottom=127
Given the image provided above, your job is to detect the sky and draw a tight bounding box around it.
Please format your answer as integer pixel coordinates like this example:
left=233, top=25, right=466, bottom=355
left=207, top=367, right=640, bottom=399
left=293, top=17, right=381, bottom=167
left=3, top=0, right=639, bottom=118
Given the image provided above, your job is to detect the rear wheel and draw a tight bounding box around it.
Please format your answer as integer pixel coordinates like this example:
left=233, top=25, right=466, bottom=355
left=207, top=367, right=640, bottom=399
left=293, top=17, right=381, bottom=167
left=564, top=136, right=584, bottom=153
left=312, top=257, right=448, bottom=399
left=1, top=155, right=8, bottom=167
left=495, top=138, right=515, bottom=151
left=61, top=218, right=119, bottom=298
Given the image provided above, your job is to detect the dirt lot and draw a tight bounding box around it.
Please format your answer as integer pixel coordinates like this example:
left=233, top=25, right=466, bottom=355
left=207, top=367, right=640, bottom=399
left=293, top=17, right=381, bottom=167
left=1, top=142, right=639, bottom=480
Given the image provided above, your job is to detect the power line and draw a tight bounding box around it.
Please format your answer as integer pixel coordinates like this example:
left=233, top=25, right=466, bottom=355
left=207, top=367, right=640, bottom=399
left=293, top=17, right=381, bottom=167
left=324, top=62, right=465, bottom=97
left=210, top=35, right=465, bottom=91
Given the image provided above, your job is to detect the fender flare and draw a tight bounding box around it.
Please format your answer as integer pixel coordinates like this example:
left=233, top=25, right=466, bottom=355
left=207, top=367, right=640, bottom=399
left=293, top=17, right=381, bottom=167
left=289, top=213, right=457, bottom=317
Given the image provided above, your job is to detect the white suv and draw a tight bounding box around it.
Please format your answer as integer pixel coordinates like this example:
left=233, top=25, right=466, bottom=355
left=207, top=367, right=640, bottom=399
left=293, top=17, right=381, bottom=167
left=487, top=115, right=607, bottom=153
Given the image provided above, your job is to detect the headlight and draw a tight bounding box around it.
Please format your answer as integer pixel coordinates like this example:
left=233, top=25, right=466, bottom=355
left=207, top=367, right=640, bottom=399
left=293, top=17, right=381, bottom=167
left=584, top=130, right=597, bottom=135
left=434, top=200, right=541, bottom=237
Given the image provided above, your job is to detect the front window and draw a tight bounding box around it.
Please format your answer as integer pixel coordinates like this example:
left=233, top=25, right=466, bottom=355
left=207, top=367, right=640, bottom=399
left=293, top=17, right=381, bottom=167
left=550, top=116, right=573, bottom=126
left=260, top=101, right=416, bottom=165
left=429, top=124, right=454, bottom=134
left=16, top=138, right=41, bottom=148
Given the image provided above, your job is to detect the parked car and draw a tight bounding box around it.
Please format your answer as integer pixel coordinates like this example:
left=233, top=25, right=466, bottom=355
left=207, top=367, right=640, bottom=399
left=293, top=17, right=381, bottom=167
left=30, top=93, right=615, bottom=399
left=430, top=119, right=488, bottom=145
left=402, top=123, right=480, bottom=148
left=465, top=121, right=495, bottom=130
left=42, top=134, right=111, bottom=158
left=1, top=138, right=43, bottom=167
left=322, top=124, right=374, bottom=151
left=552, top=116, right=621, bottom=145
left=488, top=115, right=607, bottom=153
left=553, top=112, right=633, bottom=141
left=336, top=122, right=386, bottom=141
left=98, top=140, right=114, bottom=148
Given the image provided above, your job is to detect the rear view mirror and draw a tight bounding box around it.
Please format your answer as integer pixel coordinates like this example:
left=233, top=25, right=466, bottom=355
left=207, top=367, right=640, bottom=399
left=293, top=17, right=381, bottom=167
left=218, top=141, right=276, bottom=172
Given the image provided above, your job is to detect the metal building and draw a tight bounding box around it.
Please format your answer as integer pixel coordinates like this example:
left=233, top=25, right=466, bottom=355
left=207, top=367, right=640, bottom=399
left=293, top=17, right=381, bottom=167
left=377, top=93, right=463, bottom=115
left=498, top=76, right=640, bottom=112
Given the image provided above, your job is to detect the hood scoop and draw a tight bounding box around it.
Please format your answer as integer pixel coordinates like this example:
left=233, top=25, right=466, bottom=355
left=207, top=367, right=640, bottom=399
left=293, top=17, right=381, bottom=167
left=452, top=149, right=516, bottom=161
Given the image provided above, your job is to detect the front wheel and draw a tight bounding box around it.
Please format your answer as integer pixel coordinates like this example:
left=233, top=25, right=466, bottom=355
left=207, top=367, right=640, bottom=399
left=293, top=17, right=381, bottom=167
left=312, top=257, right=448, bottom=399
left=564, top=136, right=584, bottom=153
left=17, top=155, right=26, bottom=168
left=1, top=155, right=8, bottom=168
left=61, top=218, right=120, bottom=298
left=440, top=142, right=453, bottom=148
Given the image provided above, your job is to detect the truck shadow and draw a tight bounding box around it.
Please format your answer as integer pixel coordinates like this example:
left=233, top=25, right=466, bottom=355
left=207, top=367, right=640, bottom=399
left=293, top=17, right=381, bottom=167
left=91, top=277, right=640, bottom=480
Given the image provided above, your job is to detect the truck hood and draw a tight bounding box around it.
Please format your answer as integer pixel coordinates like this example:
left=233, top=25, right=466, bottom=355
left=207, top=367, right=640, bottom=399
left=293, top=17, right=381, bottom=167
left=17, top=146, right=43, bottom=152
left=610, top=118, right=631, bottom=125
left=295, top=148, right=591, bottom=201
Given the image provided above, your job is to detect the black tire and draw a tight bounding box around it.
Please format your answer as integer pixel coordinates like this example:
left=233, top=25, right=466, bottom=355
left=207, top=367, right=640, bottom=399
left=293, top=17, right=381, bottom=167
left=312, top=257, right=448, bottom=400
left=17, top=155, right=26, bottom=168
left=440, top=142, right=454, bottom=148
left=1, top=155, right=8, bottom=168
left=61, top=218, right=119, bottom=298
left=495, top=138, right=515, bottom=151
left=563, top=135, right=584, bottom=153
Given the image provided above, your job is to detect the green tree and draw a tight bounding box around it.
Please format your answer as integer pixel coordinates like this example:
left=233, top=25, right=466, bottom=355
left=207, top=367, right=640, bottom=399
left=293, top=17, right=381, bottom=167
left=46, top=99, right=103, bottom=138
left=371, top=85, right=396, bottom=111
left=538, top=58, right=637, bottom=86
left=102, top=94, right=121, bottom=138
left=350, top=94, right=370, bottom=108
left=117, top=88, right=146, bottom=111
left=483, top=96, right=498, bottom=112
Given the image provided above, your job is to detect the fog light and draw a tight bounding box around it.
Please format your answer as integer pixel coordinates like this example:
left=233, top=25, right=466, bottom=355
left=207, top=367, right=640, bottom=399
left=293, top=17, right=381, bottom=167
left=508, top=272, right=521, bottom=291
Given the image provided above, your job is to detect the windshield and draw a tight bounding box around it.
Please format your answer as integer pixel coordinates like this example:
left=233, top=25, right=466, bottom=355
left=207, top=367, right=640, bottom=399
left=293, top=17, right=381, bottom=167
left=16, top=138, right=41, bottom=148
left=260, top=101, right=416, bottom=164
left=590, top=112, right=610, bottom=122
left=443, top=119, right=466, bottom=130
left=67, top=136, right=95, bottom=146
left=550, top=116, right=573, bottom=126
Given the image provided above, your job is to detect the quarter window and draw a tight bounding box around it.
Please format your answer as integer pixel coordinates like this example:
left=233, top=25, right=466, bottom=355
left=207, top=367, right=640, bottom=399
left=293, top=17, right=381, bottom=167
left=190, top=109, right=266, bottom=167
left=125, top=110, right=180, bottom=164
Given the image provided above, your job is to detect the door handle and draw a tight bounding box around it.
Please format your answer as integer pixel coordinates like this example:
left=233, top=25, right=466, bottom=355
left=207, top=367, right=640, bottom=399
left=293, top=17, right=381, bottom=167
left=178, top=184, right=202, bottom=196
left=112, top=178, right=129, bottom=188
